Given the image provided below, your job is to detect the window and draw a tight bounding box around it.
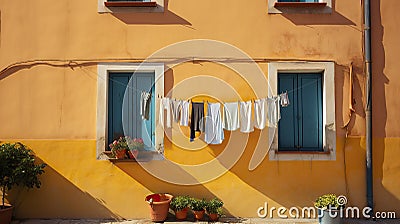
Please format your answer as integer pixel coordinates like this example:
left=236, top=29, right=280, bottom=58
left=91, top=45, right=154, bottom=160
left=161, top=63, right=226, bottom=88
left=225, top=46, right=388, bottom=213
left=278, top=0, right=319, bottom=2
left=278, top=73, right=323, bottom=152
left=268, top=62, right=336, bottom=161
left=104, top=0, right=157, bottom=7
left=268, top=0, right=332, bottom=14
left=107, top=72, right=155, bottom=149
left=98, top=0, right=163, bottom=13
left=97, top=63, right=164, bottom=160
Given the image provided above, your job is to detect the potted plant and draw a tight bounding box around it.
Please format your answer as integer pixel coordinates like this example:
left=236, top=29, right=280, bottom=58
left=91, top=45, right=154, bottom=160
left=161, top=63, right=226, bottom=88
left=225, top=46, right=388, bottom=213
left=109, top=136, right=131, bottom=159
left=205, top=198, right=224, bottom=221
left=0, top=142, right=46, bottom=224
left=189, top=198, right=207, bottom=220
left=314, top=194, right=344, bottom=224
left=145, top=193, right=173, bottom=222
left=170, top=195, right=191, bottom=220
left=128, top=138, right=145, bottom=159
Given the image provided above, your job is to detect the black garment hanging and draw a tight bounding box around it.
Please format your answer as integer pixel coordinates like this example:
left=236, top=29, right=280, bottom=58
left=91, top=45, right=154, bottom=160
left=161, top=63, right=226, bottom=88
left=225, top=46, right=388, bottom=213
left=190, top=102, right=205, bottom=141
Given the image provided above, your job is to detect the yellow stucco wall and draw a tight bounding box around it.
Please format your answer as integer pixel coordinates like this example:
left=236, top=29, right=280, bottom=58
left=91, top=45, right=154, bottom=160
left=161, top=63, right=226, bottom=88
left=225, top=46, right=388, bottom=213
left=0, top=0, right=399, bottom=219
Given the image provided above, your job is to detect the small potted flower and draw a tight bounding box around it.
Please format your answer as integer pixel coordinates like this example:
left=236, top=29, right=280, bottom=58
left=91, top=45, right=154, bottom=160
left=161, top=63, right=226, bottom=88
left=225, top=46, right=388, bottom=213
left=109, top=136, right=131, bottom=159
left=128, top=138, right=145, bottom=159
left=205, top=198, right=224, bottom=221
left=170, top=195, right=191, bottom=220
left=189, top=198, right=207, bottom=220
left=314, top=194, right=344, bottom=224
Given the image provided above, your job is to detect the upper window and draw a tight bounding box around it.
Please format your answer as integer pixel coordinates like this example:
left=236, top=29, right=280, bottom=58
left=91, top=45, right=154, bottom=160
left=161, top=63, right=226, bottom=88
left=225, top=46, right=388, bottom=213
left=268, top=0, right=332, bottom=14
left=98, top=0, right=164, bottom=13
left=268, top=62, right=336, bottom=161
left=278, top=0, right=319, bottom=2
left=104, top=0, right=157, bottom=7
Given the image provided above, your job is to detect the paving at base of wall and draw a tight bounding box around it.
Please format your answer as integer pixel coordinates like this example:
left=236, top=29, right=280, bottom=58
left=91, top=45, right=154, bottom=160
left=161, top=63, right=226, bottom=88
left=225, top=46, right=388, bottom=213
left=10, top=218, right=400, bottom=224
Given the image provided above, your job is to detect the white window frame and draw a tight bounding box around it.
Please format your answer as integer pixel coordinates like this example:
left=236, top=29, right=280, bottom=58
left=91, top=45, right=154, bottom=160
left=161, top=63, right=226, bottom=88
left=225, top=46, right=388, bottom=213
left=268, top=61, right=336, bottom=161
left=96, top=63, right=164, bottom=160
left=98, top=0, right=164, bottom=13
left=268, top=0, right=332, bottom=14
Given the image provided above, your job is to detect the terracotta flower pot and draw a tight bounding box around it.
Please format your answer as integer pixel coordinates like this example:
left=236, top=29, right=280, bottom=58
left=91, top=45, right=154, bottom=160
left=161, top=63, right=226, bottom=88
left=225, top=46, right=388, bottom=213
left=208, top=213, right=219, bottom=221
left=114, top=149, right=127, bottom=159
left=175, top=207, right=188, bottom=220
left=130, top=149, right=139, bottom=159
left=145, top=193, right=173, bottom=222
left=0, top=205, right=13, bottom=224
left=193, top=210, right=205, bottom=220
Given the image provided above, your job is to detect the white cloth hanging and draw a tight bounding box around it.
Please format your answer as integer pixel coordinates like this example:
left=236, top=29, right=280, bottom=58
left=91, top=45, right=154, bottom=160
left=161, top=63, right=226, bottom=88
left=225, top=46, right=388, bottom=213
left=171, top=99, right=182, bottom=123
left=180, top=100, right=190, bottom=126
left=240, top=100, right=254, bottom=133
left=140, top=91, right=152, bottom=120
left=267, top=96, right=281, bottom=128
left=280, top=91, right=290, bottom=107
left=223, top=102, right=240, bottom=131
left=159, top=97, right=172, bottom=128
left=205, top=102, right=224, bottom=144
left=254, top=98, right=268, bottom=129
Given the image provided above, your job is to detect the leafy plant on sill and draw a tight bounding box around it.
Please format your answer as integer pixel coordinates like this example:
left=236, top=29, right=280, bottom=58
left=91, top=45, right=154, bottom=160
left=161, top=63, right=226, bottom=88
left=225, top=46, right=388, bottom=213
left=109, top=136, right=145, bottom=156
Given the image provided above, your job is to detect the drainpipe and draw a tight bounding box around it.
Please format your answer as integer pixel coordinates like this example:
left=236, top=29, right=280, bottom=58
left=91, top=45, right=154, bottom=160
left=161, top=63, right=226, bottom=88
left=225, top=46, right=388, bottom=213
left=364, top=0, right=373, bottom=214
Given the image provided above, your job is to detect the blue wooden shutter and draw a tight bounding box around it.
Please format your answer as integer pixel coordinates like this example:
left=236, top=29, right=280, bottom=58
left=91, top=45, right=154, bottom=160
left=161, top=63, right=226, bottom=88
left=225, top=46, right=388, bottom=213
left=134, top=72, right=155, bottom=149
left=278, top=74, right=298, bottom=150
left=298, top=74, right=323, bottom=151
left=108, top=73, right=132, bottom=145
left=278, top=73, right=323, bottom=151
left=108, top=72, right=155, bottom=150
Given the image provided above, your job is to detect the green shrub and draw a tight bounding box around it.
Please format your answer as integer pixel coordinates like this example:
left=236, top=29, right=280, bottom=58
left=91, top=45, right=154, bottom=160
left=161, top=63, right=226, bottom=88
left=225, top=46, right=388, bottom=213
left=0, top=142, right=46, bottom=208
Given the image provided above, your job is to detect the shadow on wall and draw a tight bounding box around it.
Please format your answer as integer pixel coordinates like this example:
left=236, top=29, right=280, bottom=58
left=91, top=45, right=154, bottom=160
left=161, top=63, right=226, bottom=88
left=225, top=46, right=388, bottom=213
left=114, top=162, right=234, bottom=217
left=282, top=0, right=356, bottom=26
left=8, top=159, right=121, bottom=220
left=110, top=0, right=192, bottom=26
left=370, top=0, right=399, bottom=213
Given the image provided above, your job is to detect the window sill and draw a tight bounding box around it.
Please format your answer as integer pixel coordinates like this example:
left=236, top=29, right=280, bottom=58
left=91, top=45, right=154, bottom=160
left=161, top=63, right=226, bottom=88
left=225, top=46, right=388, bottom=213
left=274, top=2, right=327, bottom=8
left=275, top=150, right=330, bottom=155
left=104, top=150, right=164, bottom=162
left=104, top=1, right=157, bottom=7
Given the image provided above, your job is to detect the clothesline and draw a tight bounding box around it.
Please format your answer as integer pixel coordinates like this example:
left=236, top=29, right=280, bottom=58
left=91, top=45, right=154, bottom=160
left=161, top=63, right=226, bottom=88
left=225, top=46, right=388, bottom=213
left=156, top=93, right=289, bottom=144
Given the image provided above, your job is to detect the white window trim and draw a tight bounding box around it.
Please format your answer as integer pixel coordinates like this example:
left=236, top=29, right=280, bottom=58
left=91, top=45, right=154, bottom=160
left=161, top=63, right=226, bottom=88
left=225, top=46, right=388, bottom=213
left=98, top=0, right=164, bottom=13
left=268, top=0, right=332, bottom=14
left=96, top=63, right=164, bottom=160
left=268, top=61, right=336, bottom=161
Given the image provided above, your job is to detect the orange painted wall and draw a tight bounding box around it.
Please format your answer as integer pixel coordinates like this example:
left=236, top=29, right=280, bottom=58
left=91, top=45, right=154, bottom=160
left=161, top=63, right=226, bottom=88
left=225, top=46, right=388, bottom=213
left=0, top=0, right=399, bottom=219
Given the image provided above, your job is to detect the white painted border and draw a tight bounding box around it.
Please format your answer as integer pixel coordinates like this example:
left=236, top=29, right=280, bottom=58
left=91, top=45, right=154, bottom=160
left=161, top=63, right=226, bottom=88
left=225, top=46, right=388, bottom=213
left=96, top=63, right=164, bottom=159
left=268, top=61, right=336, bottom=161
left=268, top=0, right=332, bottom=14
left=98, top=0, right=164, bottom=13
